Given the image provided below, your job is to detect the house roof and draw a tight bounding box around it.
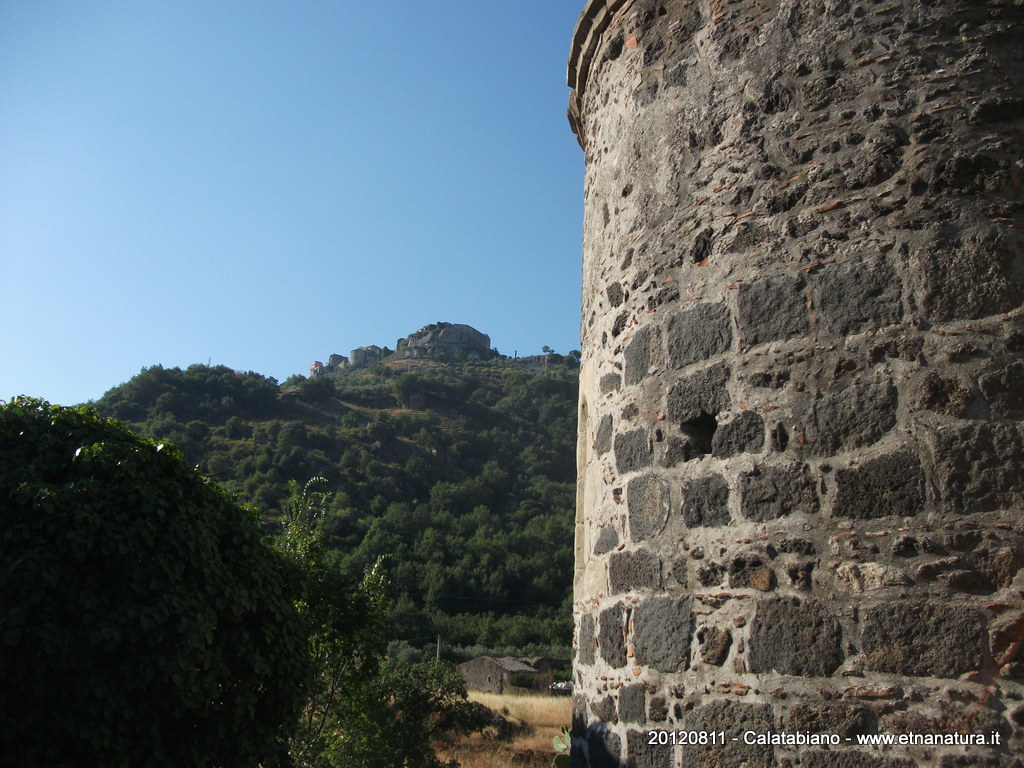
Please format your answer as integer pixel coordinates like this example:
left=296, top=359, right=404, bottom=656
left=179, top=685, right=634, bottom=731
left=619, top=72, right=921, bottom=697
left=490, top=656, right=537, bottom=673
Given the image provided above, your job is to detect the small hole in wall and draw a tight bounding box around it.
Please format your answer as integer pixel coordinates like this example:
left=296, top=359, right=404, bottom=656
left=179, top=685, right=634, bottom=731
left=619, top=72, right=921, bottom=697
left=680, top=413, right=717, bottom=456
left=658, top=6, right=667, bottom=15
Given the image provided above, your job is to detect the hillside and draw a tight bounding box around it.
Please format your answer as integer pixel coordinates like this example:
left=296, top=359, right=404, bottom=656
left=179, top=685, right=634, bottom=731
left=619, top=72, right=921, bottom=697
left=92, top=353, right=579, bottom=649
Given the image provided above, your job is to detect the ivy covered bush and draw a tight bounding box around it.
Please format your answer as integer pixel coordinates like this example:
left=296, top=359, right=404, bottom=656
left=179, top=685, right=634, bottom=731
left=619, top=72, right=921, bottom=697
left=0, top=398, right=308, bottom=767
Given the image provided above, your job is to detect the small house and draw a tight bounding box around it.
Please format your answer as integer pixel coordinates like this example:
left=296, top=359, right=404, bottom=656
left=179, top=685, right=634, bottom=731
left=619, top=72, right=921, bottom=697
left=455, top=656, right=538, bottom=694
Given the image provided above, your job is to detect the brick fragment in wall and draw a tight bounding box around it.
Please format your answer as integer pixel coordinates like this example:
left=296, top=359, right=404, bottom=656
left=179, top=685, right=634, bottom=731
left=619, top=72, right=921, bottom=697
left=625, top=729, right=671, bottom=768
left=626, top=473, right=671, bottom=541
left=680, top=473, right=730, bottom=528
left=632, top=596, right=693, bottom=673
left=597, top=603, right=627, bottom=668
left=735, top=274, right=809, bottom=347
left=608, top=548, right=662, bottom=593
left=578, top=612, right=595, bottom=666
left=748, top=597, right=843, bottom=676
left=664, top=302, right=732, bottom=369
left=804, top=377, right=898, bottom=454
left=614, top=428, right=653, bottom=474
left=861, top=601, right=986, bottom=678
left=617, top=684, right=645, bottom=724
left=739, top=463, right=818, bottom=522
left=711, top=410, right=764, bottom=457
left=832, top=452, right=924, bottom=519
left=679, top=701, right=774, bottom=768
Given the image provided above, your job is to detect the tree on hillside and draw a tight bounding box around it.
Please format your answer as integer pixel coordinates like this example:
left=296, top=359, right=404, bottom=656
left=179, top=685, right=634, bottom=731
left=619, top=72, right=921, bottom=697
left=0, top=398, right=309, bottom=768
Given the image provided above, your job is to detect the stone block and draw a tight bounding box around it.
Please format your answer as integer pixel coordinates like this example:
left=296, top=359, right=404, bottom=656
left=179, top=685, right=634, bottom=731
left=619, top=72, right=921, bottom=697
left=921, top=420, right=1024, bottom=513
left=627, top=473, right=671, bottom=541
left=593, top=526, right=619, bottom=556
left=680, top=701, right=774, bottom=768
left=711, top=410, right=765, bottom=457
left=648, top=696, right=668, bottom=722
left=666, top=363, right=731, bottom=424
left=832, top=452, right=924, bottom=519
left=805, top=378, right=897, bottom=454
left=586, top=725, right=621, bottom=768
left=599, top=372, right=621, bottom=395
left=861, top=601, right=986, bottom=678
left=624, top=325, right=660, bottom=386
left=594, top=414, right=613, bottom=455
left=979, top=361, right=1024, bottom=418
left=632, top=596, right=693, bottom=673
left=608, top=548, right=662, bottom=594
left=740, top=463, right=818, bottom=522
left=698, top=626, right=732, bottom=665
left=748, top=597, right=843, bottom=676
left=697, top=561, right=724, bottom=587
left=787, top=703, right=876, bottom=739
left=578, top=612, right=595, bottom=666
left=589, top=695, right=616, bottom=723
left=615, top=428, right=653, bottom=474
left=813, top=256, right=902, bottom=336
left=598, top=603, right=627, bottom=668
left=665, top=303, right=732, bottom=369
left=736, top=274, right=809, bottom=347
left=728, top=555, right=776, bottom=591
left=618, top=685, right=646, bottom=724
left=911, top=232, right=1022, bottom=323
left=626, top=729, right=671, bottom=768
left=801, top=751, right=915, bottom=768
left=680, top=474, right=730, bottom=528
left=835, top=562, right=911, bottom=593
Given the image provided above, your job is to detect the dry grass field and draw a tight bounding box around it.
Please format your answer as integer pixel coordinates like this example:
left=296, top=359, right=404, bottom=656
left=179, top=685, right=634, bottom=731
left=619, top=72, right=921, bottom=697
left=434, top=691, right=571, bottom=768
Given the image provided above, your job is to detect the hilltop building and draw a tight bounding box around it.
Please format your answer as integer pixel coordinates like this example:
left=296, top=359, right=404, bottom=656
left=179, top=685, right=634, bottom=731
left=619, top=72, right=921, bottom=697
left=393, top=322, right=491, bottom=362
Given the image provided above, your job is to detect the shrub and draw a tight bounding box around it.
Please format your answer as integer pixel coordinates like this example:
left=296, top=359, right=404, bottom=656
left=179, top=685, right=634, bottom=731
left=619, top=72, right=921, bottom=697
left=0, top=398, right=308, bottom=767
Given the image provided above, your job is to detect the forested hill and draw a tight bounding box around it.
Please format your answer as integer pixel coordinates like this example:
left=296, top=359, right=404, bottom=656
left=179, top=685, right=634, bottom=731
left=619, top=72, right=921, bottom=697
left=92, top=355, right=578, bottom=650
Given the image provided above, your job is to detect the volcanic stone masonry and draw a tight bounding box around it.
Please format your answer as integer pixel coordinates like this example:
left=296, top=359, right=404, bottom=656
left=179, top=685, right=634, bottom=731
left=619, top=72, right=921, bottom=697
left=567, top=1, right=1024, bottom=766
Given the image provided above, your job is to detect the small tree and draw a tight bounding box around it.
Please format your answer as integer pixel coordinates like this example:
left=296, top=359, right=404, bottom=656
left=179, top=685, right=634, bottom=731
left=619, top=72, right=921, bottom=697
left=280, top=479, right=488, bottom=768
left=0, top=398, right=308, bottom=768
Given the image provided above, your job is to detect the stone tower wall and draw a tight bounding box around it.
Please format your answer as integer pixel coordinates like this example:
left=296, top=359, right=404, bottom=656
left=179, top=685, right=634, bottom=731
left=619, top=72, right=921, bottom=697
left=568, top=1, right=1024, bottom=766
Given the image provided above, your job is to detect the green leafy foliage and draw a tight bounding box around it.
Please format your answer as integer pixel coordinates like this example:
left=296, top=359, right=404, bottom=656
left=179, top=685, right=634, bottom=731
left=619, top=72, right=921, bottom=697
left=0, top=398, right=309, bottom=767
left=279, top=479, right=488, bottom=768
left=92, top=356, right=579, bottom=648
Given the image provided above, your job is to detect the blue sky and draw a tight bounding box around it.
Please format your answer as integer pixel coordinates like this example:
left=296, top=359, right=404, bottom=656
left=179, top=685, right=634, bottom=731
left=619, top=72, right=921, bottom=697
left=1, top=1, right=586, bottom=405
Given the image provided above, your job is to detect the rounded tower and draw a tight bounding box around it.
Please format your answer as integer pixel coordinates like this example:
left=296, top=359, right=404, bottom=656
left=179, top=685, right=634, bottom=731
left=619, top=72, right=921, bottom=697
left=568, top=2, right=1024, bottom=766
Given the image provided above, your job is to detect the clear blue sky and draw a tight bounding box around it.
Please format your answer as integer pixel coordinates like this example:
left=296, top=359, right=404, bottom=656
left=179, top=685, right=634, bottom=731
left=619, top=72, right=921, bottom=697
left=1, top=1, right=585, bottom=405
